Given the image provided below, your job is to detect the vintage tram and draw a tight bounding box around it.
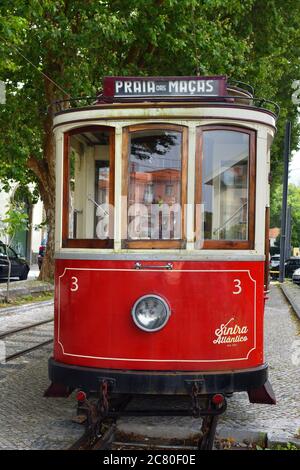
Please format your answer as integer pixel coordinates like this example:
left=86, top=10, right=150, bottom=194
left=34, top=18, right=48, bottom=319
left=46, top=76, right=277, bottom=447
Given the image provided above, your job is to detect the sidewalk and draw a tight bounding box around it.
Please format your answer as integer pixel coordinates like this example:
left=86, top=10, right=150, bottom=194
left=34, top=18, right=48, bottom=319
left=28, top=264, right=40, bottom=280
left=0, top=264, right=53, bottom=301
left=280, top=280, right=300, bottom=320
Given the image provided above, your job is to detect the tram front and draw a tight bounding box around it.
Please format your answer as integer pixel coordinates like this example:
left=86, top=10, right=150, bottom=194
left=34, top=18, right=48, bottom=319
left=47, top=76, right=277, bottom=410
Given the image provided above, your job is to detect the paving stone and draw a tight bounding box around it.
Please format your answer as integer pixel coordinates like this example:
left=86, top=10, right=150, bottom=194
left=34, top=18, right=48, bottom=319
left=117, top=416, right=201, bottom=440
left=0, top=344, right=83, bottom=450
left=0, top=301, right=53, bottom=335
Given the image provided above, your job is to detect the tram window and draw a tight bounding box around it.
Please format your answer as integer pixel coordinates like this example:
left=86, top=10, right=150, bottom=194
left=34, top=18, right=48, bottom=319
left=196, top=128, right=255, bottom=249
left=62, top=127, right=114, bottom=248
left=123, top=125, right=187, bottom=248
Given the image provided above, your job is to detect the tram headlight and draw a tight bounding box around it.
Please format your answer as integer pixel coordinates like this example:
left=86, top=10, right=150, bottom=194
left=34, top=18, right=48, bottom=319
left=131, top=295, right=171, bottom=332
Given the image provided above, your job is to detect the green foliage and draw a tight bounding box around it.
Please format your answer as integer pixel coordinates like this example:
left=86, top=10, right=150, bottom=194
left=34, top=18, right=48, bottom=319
left=0, top=201, right=29, bottom=242
left=256, top=442, right=299, bottom=450
left=272, top=442, right=299, bottom=450
left=0, top=0, right=299, bottom=221
left=270, top=184, right=300, bottom=248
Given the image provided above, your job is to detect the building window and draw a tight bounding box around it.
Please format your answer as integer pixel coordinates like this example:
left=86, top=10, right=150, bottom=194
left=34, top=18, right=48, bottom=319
left=123, top=125, right=187, bottom=249
left=62, top=126, right=114, bottom=248
left=196, top=127, right=255, bottom=249
left=165, top=184, right=174, bottom=196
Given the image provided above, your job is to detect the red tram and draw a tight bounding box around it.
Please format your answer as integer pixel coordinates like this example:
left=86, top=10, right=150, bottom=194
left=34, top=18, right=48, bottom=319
left=47, top=76, right=277, bottom=445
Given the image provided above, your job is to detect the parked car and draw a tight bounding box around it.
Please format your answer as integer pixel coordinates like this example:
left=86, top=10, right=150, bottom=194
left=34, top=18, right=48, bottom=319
left=270, top=254, right=280, bottom=268
left=292, top=268, right=300, bottom=285
left=38, top=237, right=47, bottom=270
left=270, top=254, right=280, bottom=280
left=269, top=256, right=300, bottom=280
left=0, top=241, right=30, bottom=280
left=285, top=257, right=300, bottom=278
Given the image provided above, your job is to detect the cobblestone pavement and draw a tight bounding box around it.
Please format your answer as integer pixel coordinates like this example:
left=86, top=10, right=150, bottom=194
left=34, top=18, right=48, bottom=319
left=0, top=301, right=83, bottom=450
left=3, top=321, right=53, bottom=359
left=0, top=347, right=82, bottom=449
left=0, top=285, right=299, bottom=449
left=0, top=301, right=53, bottom=335
left=217, top=284, right=300, bottom=440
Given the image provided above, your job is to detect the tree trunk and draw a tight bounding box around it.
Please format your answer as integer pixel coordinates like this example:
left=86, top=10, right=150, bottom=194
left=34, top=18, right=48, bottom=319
left=27, top=77, right=56, bottom=282
left=5, top=255, right=12, bottom=303
left=39, top=184, right=55, bottom=282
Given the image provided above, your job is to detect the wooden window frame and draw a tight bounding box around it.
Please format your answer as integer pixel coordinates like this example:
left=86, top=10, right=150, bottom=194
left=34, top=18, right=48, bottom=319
left=62, top=126, right=115, bottom=249
left=122, top=124, right=188, bottom=249
left=195, top=125, right=256, bottom=250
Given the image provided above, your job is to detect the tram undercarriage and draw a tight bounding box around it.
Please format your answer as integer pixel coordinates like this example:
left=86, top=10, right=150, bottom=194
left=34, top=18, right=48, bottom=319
left=46, top=360, right=275, bottom=449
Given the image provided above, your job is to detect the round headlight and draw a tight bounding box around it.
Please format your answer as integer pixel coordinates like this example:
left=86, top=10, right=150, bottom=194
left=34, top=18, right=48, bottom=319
left=131, top=295, right=171, bottom=332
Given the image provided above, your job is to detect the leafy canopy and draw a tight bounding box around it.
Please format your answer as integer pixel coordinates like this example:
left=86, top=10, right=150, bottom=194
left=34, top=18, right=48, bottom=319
left=271, top=183, right=300, bottom=248
left=0, top=1, right=299, bottom=219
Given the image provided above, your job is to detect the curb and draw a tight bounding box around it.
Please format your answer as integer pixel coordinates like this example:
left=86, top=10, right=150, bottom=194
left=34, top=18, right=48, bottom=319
left=0, top=299, right=54, bottom=314
left=280, top=284, right=300, bottom=320
left=266, top=431, right=300, bottom=450
left=216, top=427, right=300, bottom=450
left=116, top=419, right=300, bottom=449
left=0, top=280, right=54, bottom=301
left=216, top=428, right=267, bottom=448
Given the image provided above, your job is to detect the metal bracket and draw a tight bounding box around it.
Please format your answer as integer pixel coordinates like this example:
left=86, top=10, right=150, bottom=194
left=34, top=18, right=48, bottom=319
left=97, top=377, right=116, bottom=391
left=185, top=379, right=205, bottom=418
left=184, top=379, right=205, bottom=393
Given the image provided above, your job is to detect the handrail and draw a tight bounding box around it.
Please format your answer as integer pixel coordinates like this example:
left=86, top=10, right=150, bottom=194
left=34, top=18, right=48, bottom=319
left=51, top=94, right=280, bottom=118
left=135, top=262, right=173, bottom=270
left=227, top=79, right=255, bottom=95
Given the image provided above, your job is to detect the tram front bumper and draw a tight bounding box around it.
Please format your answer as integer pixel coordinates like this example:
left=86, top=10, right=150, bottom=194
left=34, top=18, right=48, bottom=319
left=46, top=357, right=275, bottom=403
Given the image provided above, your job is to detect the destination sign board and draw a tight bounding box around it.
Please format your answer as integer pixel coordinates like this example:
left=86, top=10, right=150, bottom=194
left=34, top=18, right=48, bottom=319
left=103, top=76, right=227, bottom=99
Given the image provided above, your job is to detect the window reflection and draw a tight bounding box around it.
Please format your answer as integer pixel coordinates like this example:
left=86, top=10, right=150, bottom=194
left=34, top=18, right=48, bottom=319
left=68, top=129, right=112, bottom=240
left=128, top=130, right=182, bottom=240
left=202, top=130, right=249, bottom=241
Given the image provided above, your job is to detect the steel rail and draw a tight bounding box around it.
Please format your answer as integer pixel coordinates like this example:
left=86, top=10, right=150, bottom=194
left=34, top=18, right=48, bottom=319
left=113, top=441, right=198, bottom=450
left=0, top=318, right=54, bottom=340
left=5, top=339, right=53, bottom=362
left=69, top=420, right=117, bottom=451
left=69, top=394, right=225, bottom=451
left=69, top=395, right=133, bottom=450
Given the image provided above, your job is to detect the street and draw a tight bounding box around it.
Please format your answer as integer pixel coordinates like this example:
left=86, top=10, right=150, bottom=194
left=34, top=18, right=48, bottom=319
left=0, top=284, right=299, bottom=449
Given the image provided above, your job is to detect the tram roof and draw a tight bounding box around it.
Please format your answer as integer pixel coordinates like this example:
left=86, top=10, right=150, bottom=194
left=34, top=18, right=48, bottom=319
left=52, top=76, right=279, bottom=120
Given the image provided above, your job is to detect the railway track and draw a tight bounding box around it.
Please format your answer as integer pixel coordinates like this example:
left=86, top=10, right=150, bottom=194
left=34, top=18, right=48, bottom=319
left=1, top=318, right=54, bottom=362
left=69, top=419, right=199, bottom=451
left=69, top=421, right=117, bottom=450
left=69, top=395, right=132, bottom=450
left=0, top=318, right=54, bottom=340
left=5, top=339, right=53, bottom=362
left=68, top=394, right=220, bottom=451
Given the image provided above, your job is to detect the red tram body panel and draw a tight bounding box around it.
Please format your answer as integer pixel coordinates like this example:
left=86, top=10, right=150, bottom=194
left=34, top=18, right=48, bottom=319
left=54, top=259, right=264, bottom=371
